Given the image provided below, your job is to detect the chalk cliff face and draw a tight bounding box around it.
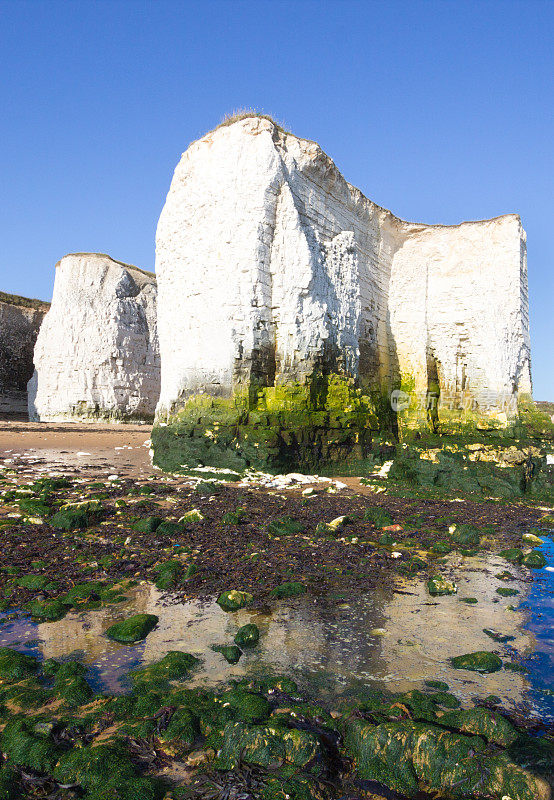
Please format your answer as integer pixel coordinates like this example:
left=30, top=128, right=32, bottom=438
left=0, top=292, right=49, bottom=414
left=28, top=253, right=160, bottom=422
left=152, top=116, right=532, bottom=471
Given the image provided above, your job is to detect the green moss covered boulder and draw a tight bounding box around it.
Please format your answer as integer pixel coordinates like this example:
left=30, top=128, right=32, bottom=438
left=131, top=515, right=163, bottom=533
left=105, top=613, right=159, bottom=644
left=450, top=651, right=503, bottom=673
left=0, top=647, right=39, bottom=681
left=234, top=623, right=260, bottom=648
left=212, top=644, right=242, bottom=664
left=427, top=577, right=457, bottom=596
left=269, top=581, right=307, bottom=599
left=522, top=550, right=547, bottom=568
left=267, top=516, right=305, bottom=536
left=217, top=589, right=253, bottom=611
left=130, top=650, right=199, bottom=685
left=153, top=559, right=184, bottom=590
left=439, top=707, right=518, bottom=747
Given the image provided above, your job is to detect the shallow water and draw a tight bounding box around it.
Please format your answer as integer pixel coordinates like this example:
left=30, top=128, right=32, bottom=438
left=1, top=544, right=552, bottom=719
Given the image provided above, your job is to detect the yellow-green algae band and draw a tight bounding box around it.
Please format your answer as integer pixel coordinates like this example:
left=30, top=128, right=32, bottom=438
left=152, top=375, right=384, bottom=474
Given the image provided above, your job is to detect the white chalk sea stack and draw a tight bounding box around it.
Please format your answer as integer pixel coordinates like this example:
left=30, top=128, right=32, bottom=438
left=29, top=253, right=160, bottom=422
left=152, top=115, right=532, bottom=471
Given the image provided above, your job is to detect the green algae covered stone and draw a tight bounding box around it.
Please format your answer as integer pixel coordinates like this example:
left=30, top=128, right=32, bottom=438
left=0, top=647, right=39, bottom=681
left=439, top=707, right=518, bottom=747
left=160, top=707, right=198, bottom=749
left=224, top=689, right=271, bottom=723
left=522, top=550, right=547, bottom=568
left=269, top=581, right=307, bottom=599
left=451, top=524, right=481, bottom=546
left=499, top=547, right=524, bottom=563
left=212, top=644, right=242, bottom=664
left=427, top=577, right=457, bottom=596
left=424, top=679, right=449, bottom=691
left=217, top=589, right=253, bottom=611
left=234, top=623, right=260, bottom=648
left=17, top=574, right=58, bottom=592
left=278, top=727, right=322, bottom=767
left=1, top=717, right=60, bottom=773
left=267, top=516, right=305, bottom=536
left=156, top=521, right=185, bottom=536
left=217, top=721, right=285, bottom=770
left=153, top=559, right=183, bottom=590
left=450, top=651, right=502, bottom=673
left=131, top=650, right=200, bottom=685
left=363, top=506, right=393, bottom=527
left=26, top=599, right=68, bottom=622
left=428, top=691, right=460, bottom=709
left=342, top=717, right=549, bottom=800
left=131, top=515, right=163, bottom=533
left=53, top=743, right=156, bottom=800
left=106, top=613, right=158, bottom=644
left=497, top=586, right=519, bottom=597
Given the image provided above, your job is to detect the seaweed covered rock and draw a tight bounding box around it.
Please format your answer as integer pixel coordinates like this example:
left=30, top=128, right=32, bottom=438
left=217, top=590, right=253, bottom=611
left=343, top=718, right=549, bottom=799
left=106, top=613, right=159, bottom=644
left=450, top=651, right=503, bottom=673
left=269, top=581, right=307, bottom=599
left=130, top=651, right=200, bottom=686
left=153, top=559, right=184, bottom=590
left=427, top=576, right=457, bottom=596
left=53, top=743, right=156, bottom=800
left=223, top=689, right=271, bottom=723
left=0, top=647, right=39, bottom=681
left=212, top=645, right=242, bottom=664
left=522, top=550, right=547, bottom=568
left=234, top=623, right=260, bottom=648
left=267, top=517, right=305, bottom=536
left=439, top=707, right=518, bottom=747
left=1, top=716, right=60, bottom=773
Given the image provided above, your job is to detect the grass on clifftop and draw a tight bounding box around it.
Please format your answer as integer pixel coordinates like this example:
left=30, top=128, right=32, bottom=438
left=214, top=108, right=290, bottom=134
left=0, top=291, right=50, bottom=311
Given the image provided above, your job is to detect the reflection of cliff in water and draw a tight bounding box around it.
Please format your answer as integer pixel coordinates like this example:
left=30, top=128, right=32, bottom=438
left=27, top=551, right=535, bottom=710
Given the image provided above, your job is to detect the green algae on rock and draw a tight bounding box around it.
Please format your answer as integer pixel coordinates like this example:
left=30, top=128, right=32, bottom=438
left=0, top=647, right=39, bottom=681
left=269, top=581, right=307, bottom=599
left=427, top=576, right=457, bottom=596
left=342, top=717, right=549, bottom=799
left=267, top=516, right=305, bottom=536
left=223, top=689, right=271, bottom=723
left=450, top=651, right=503, bottom=673
left=151, top=376, right=378, bottom=474
left=234, top=623, right=260, bottom=648
left=26, top=599, right=68, bottom=622
left=130, top=650, right=200, bottom=686
left=212, top=644, right=242, bottom=664
left=153, top=559, right=184, bottom=590
left=105, top=613, right=159, bottom=643
left=217, top=589, right=253, bottom=611
left=131, top=515, right=163, bottom=533
left=522, top=550, right=547, bottom=568
left=439, top=707, right=518, bottom=747
left=497, top=586, right=520, bottom=597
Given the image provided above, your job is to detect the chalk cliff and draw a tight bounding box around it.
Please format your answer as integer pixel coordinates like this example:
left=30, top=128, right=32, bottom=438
left=152, top=116, right=532, bottom=471
left=0, top=292, right=49, bottom=414
left=28, top=253, right=160, bottom=422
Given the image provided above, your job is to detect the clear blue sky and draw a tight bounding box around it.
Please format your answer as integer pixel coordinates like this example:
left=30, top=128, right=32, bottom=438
left=1, top=0, right=552, bottom=398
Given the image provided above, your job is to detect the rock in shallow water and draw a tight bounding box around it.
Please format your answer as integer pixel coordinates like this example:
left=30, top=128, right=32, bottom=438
left=105, top=613, right=159, bottom=644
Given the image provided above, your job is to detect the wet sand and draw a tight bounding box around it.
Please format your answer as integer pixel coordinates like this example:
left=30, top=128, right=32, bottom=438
left=0, top=418, right=154, bottom=477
